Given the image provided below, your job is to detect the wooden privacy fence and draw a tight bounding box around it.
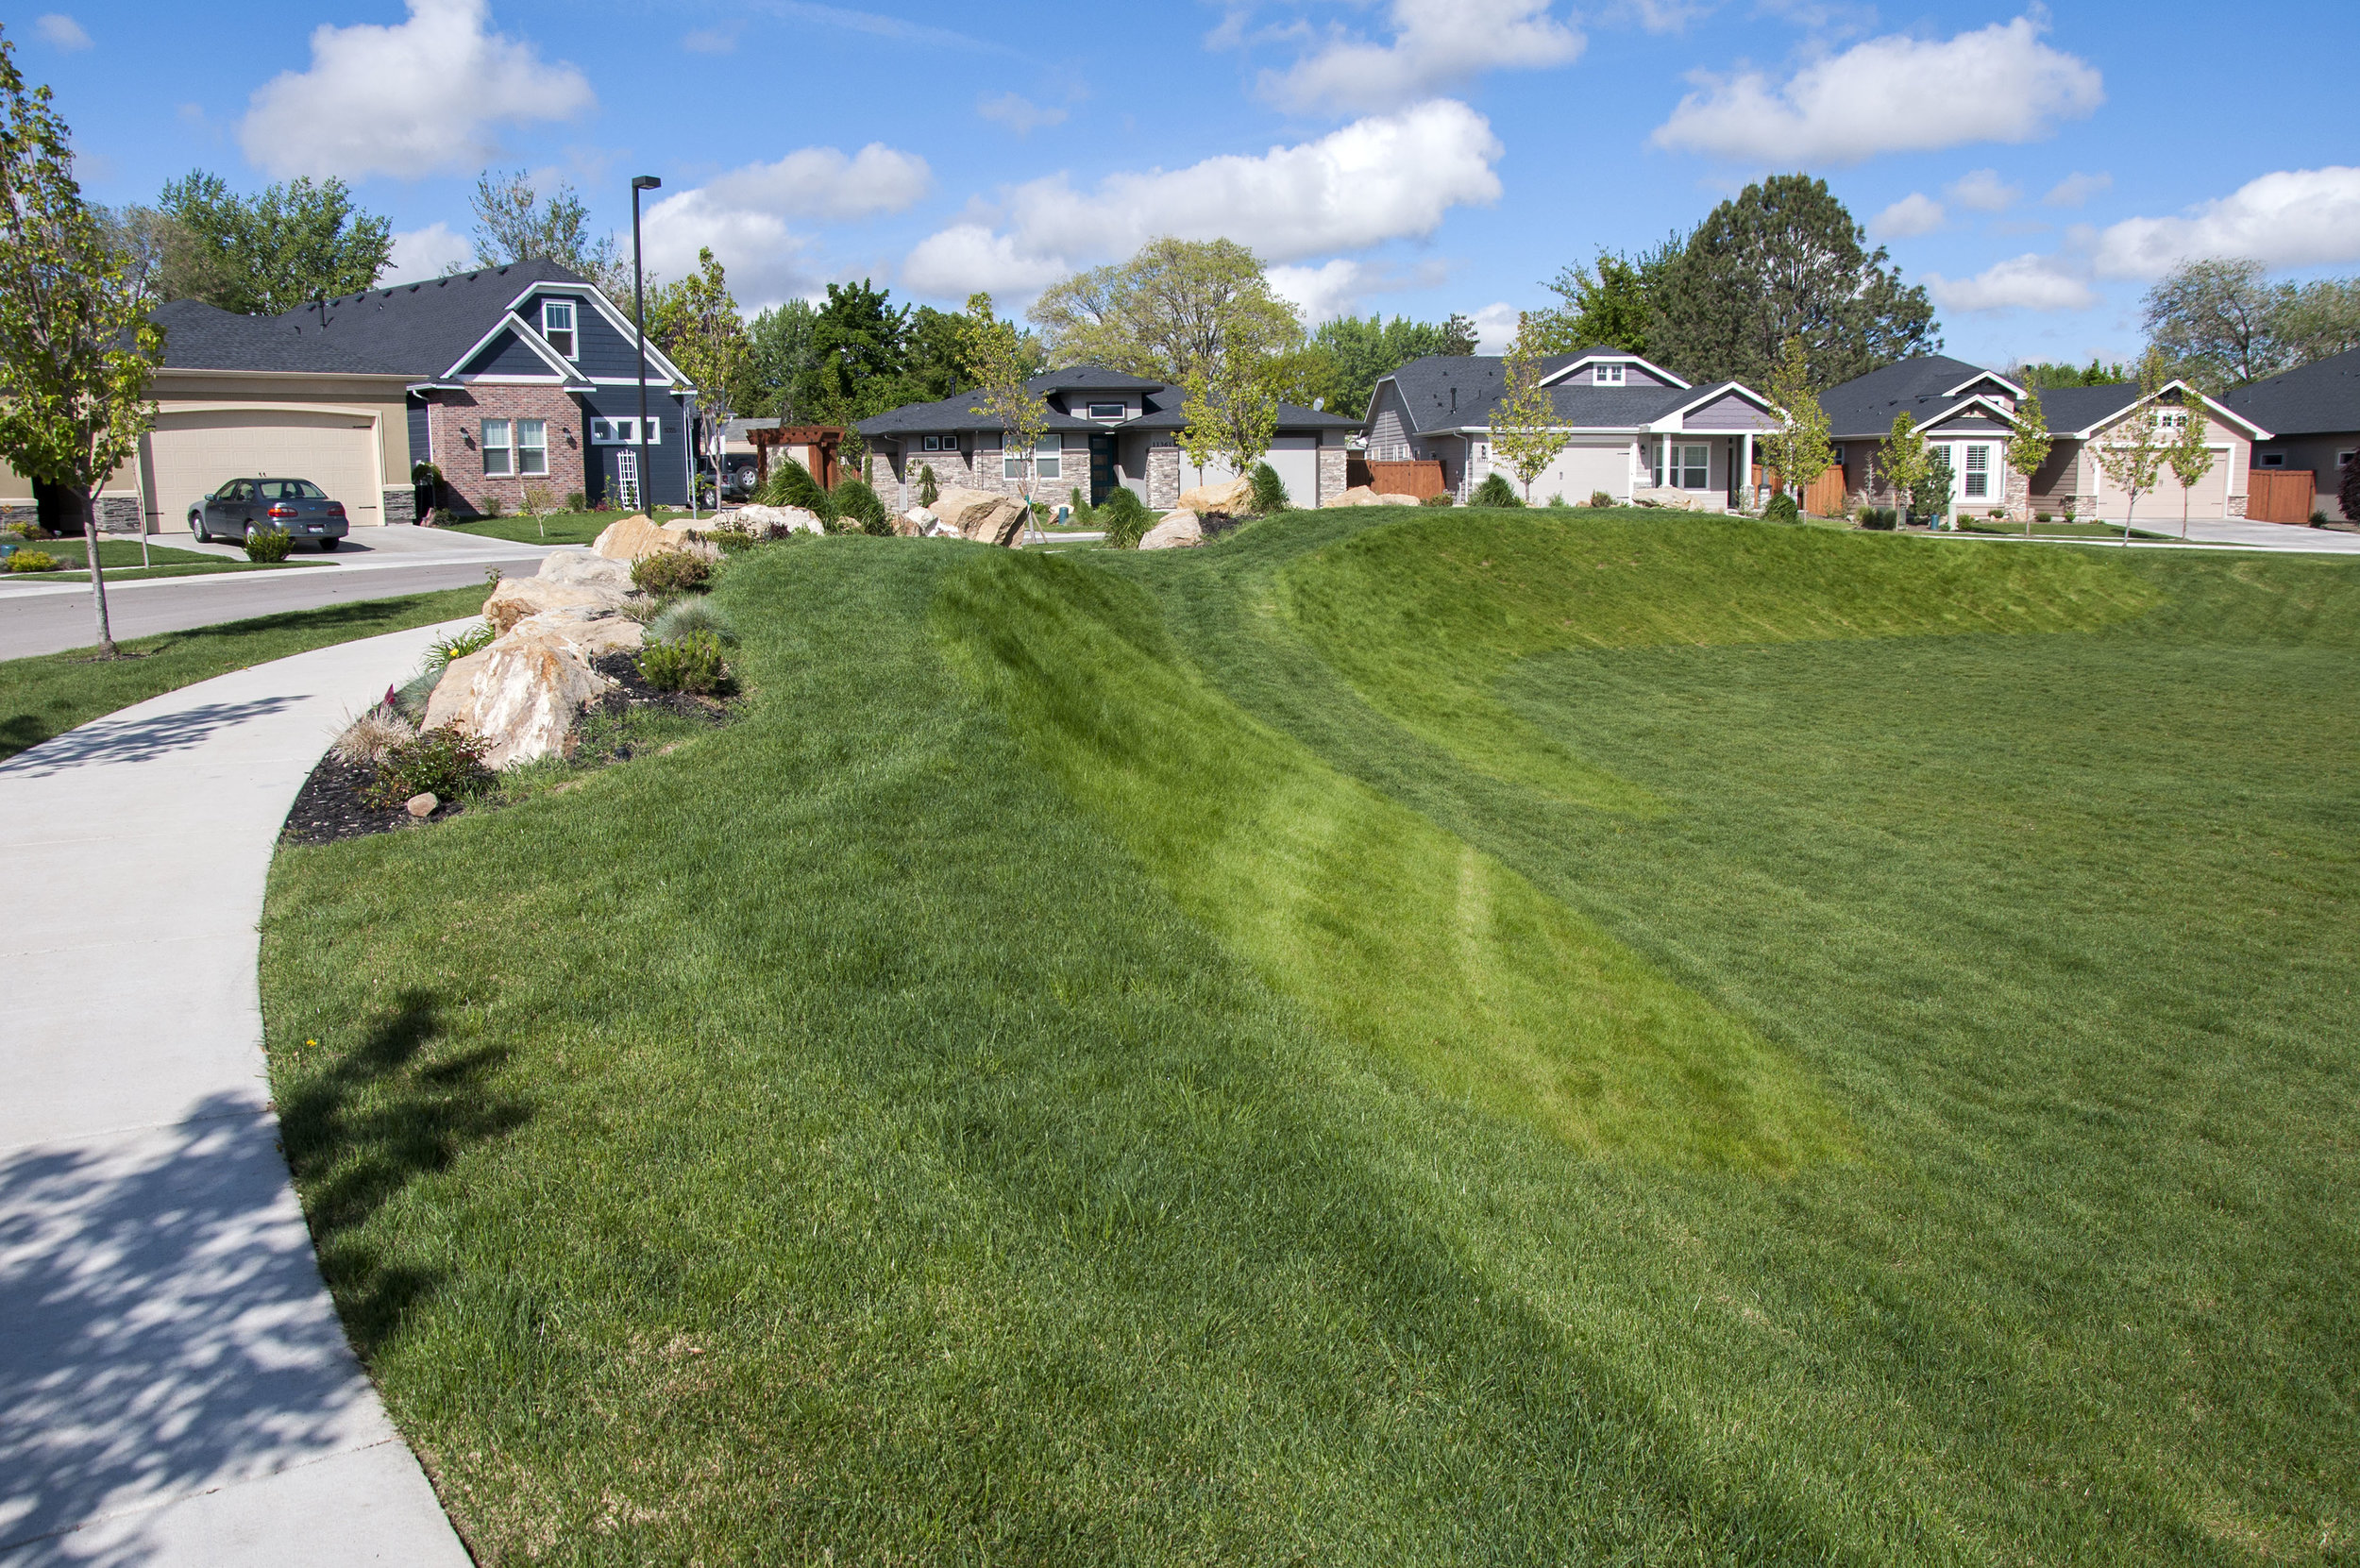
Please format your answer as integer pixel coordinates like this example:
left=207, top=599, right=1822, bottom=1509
left=2247, top=469, right=2316, bottom=525
left=1752, top=463, right=1850, bottom=515
left=1358, top=460, right=1447, bottom=499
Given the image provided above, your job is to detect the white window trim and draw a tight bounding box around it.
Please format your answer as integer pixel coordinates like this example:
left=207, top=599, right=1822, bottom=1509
left=1087, top=402, right=1126, bottom=420
left=517, top=417, right=549, bottom=477
left=590, top=416, right=660, bottom=446
left=1593, top=363, right=1625, bottom=385
left=541, top=299, right=578, bottom=360
left=481, top=418, right=514, bottom=477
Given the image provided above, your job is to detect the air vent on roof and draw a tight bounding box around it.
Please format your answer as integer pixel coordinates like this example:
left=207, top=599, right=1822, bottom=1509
left=410, top=284, right=420, bottom=292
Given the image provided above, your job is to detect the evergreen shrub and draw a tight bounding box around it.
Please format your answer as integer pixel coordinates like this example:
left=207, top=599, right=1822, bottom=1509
left=1473, top=473, right=1521, bottom=507
left=834, top=477, right=892, bottom=535
left=1248, top=462, right=1290, bottom=514
left=1097, top=488, right=1151, bottom=548
left=242, top=527, right=295, bottom=562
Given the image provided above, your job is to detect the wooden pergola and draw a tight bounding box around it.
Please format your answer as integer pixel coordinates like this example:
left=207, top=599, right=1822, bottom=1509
left=746, top=425, right=846, bottom=493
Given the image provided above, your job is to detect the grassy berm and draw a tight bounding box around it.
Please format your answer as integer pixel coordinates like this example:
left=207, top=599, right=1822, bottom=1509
left=261, top=510, right=2360, bottom=1564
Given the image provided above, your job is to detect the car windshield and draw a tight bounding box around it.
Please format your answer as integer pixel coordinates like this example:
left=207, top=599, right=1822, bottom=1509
left=257, top=480, right=326, bottom=500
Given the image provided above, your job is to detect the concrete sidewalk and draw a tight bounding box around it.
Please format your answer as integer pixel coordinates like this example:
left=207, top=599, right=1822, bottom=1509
left=1, top=627, right=476, bottom=1565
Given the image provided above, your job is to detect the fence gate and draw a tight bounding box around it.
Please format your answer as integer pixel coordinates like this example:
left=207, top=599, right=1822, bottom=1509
left=2247, top=469, right=2315, bottom=525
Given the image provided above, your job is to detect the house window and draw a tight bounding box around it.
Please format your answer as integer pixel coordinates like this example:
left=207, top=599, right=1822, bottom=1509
left=589, top=416, right=659, bottom=445
left=922, top=434, right=939, bottom=451
left=1964, top=444, right=1990, bottom=498
left=1593, top=363, right=1625, bottom=385
left=542, top=299, right=577, bottom=359
left=2337, top=450, right=2354, bottom=469
left=1007, top=436, right=1060, bottom=481
left=1087, top=402, right=1124, bottom=419
left=943, top=434, right=959, bottom=452
left=2260, top=452, right=2284, bottom=467
left=1656, top=441, right=1708, bottom=489
left=517, top=418, right=548, bottom=476
left=481, top=418, right=513, bottom=476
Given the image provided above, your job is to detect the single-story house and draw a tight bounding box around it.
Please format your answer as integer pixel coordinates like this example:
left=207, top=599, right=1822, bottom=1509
left=1364, top=347, right=1782, bottom=507
left=2224, top=346, right=2360, bottom=521
left=0, top=259, right=700, bottom=534
left=1820, top=355, right=2269, bottom=521
left=855, top=366, right=1363, bottom=512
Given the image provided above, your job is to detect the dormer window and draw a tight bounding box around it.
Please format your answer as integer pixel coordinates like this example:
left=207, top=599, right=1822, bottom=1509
left=542, top=299, right=577, bottom=359
left=1593, top=363, right=1624, bottom=385
left=1087, top=401, right=1125, bottom=419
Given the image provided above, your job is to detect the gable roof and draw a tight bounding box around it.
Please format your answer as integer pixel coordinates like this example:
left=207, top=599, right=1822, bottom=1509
left=2224, top=346, right=2360, bottom=436
left=855, top=365, right=1361, bottom=437
left=1378, top=354, right=1745, bottom=433
left=150, top=299, right=396, bottom=376
left=1536, top=346, right=1693, bottom=390
left=1818, top=354, right=2011, bottom=437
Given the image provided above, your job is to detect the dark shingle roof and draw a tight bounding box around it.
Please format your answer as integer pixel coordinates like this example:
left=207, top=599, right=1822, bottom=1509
left=1819, top=354, right=2154, bottom=438
left=856, top=366, right=1361, bottom=438
left=150, top=259, right=594, bottom=379
left=2034, top=383, right=2150, bottom=434
left=2225, top=346, right=2360, bottom=436
left=1381, top=355, right=1707, bottom=433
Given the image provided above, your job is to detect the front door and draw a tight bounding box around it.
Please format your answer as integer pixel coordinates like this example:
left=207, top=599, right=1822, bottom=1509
left=1088, top=435, right=1116, bottom=505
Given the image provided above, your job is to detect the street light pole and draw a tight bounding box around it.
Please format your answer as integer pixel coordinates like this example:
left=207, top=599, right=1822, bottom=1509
left=631, top=174, right=662, bottom=514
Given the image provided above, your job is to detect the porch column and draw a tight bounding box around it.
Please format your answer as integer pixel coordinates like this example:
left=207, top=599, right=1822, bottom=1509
left=1739, top=431, right=1753, bottom=513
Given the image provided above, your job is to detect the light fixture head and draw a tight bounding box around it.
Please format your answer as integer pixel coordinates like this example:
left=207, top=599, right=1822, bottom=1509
left=632, top=175, right=662, bottom=191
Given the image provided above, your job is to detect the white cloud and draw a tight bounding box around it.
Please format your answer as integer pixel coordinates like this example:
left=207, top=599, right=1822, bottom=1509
left=2091, top=166, right=2360, bottom=278
left=638, top=144, right=928, bottom=307
left=34, top=13, right=91, bottom=49
left=1926, top=253, right=2096, bottom=312
left=1871, top=193, right=1944, bottom=239
left=379, top=223, right=476, bottom=285
left=239, top=0, right=593, bottom=180
left=900, top=100, right=1503, bottom=302
left=1610, top=0, right=1713, bottom=34
left=1263, top=0, right=1583, bottom=113
left=1268, top=260, right=1374, bottom=324
left=2044, top=170, right=2110, bottom=208
left=978, top=93, right=1067, bottom=136
left=1653, top=17, right=2101, bottom=164
left=1947, top=168, right=2019, bottom=212
left=1471, top=302, right=1521, bottom=354
left=682, top=25, right=736, bottom=52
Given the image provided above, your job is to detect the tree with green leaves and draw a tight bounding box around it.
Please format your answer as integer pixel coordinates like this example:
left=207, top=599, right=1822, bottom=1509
left=1177, top=281, right=1294, bottom=498
left=2143, top=258, right=2360, bottom=384
left=143, top=170, right=392, bottom=314
left=2092, top=351, right=2173, bottom=544
left=470, top=168, right=624, bottom=295
left=1876, top=413, right=1930, bottom=526
left=2011, top=358, right=2131, bottom=387
left=1651, top=174, right=1940, bottom=388
left=1912, top=447, right=1955, bottom=526
left=961, top=293, right=1051, bottom=514
left=742, top=298, right=817, bottom=419
left=2162, top=385, right=2217, bottom=540
left=1307, top=313, right=1475, bottom=418
left=0, top=28, right=164, bottom=654
left=1489, top=316, right=1569, bottom=504
left=649, top=247, right=745, bottom=516
left=1759, top=336, right=1832, bottom=514
left=799, top=279, right=909, bottom=429
left=1526, top=239, right=1681, bottom=356
left=1029, top=238, right=1303, bottom=382
left=2004, top=386, right=2052, bottom=535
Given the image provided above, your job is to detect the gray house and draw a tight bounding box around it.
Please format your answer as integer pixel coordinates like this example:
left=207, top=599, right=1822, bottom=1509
left=2225, top=346, right=2360, bottom=520
left=1363, top=348, right=1780, bottom=506
left=857, top=366, right=1361, bottom=512
left=1820, top=354, right=2267, bottom=520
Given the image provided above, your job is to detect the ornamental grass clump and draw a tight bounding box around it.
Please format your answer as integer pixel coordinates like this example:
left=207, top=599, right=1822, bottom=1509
left=632, top=549, right=713, bottom=598
left=833, top=477, right=891, bottom=536
left=333, top=706, right=417, bottom=767
left=243, top=527, right=294, bottom=562
left=638, top=629, right=733, bottom=695
left=1096, top=487, right=1151, bottom=548
left=362, top=725, right=493, bottom=808
left=762, top=459, right=835, bottom=528
left=649, top=594, right=737, bottom=645
left=424, top=620, right=495, bottom=675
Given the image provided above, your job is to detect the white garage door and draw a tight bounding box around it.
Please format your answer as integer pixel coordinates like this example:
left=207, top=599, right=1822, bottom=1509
left=2094, top=457, right=2227, bottom=521
left=1176, top=434, right=1321, bottom=509
left=1531, top=441, right=1632, bottom=504
left=143, top=409, right=381, bottom=531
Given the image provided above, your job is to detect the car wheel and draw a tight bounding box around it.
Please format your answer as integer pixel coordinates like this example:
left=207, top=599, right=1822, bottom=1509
left=189, top=510, right=208, bottom=542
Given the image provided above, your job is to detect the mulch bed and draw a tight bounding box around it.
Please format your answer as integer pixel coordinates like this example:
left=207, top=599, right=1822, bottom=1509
left=280, top=752, right=464, bottom=848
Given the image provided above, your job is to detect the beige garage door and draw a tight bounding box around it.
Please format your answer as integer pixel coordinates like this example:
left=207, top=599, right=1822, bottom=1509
left=1533, top=441, right=1631, bottom=503
left=143, top=409, right=381, bottom=531
left=2093, top=452, right=2227, bottom=521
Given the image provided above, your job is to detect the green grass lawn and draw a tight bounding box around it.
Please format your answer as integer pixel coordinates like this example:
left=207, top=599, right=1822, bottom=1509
left=0, top=584, right=486, bottom=761
left=1, top=536, right=310, bottom=582
left=261, top=510, right=2359, bottom=1562
left=1959, top=518, right=2181, bottom=540
left=441, top=510, right=700, bottom=546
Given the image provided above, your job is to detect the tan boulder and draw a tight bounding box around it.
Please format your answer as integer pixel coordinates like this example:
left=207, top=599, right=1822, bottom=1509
left=894, top=505, right=936, bottom=537
left=425, top=647, right=493, bottom=732
left=932, top=486, right=1029, bottom=546
left=483, top=574, right=630, bottom=634
left=535, top=551, right=635, bottom=592
left=1320, top=485, right=1424, bottom=509
left=1177, top=475, right=1253, bottom=516
left=514, top=606, right=645, bottom=659
left=727, top=503, right=826, bottom=538
left=590, top=514, right=685, bottom=561
left=456, top=622, right=615, bottom=768
left=1138, top=510, right=1204, bottom=550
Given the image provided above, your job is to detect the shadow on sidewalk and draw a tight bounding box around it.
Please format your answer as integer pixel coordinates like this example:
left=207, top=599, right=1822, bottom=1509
left=0, top=698, right=304, bottom=779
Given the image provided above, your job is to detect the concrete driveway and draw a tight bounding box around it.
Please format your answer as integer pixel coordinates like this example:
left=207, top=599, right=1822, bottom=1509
left=1, top=624, right=475, bottom=1566
left=0, top=525, right=556, bottom=662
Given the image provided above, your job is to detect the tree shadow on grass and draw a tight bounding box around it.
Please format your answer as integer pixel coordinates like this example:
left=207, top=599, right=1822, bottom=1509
left=275, top=988, right=533, bottom=1361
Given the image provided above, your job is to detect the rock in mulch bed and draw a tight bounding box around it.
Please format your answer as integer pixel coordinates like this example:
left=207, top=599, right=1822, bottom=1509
left=280, top=753, right=466, bottom=848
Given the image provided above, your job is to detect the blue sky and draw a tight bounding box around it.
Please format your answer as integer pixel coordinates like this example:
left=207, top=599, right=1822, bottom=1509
left=18, top=0, right=2358, bottom=373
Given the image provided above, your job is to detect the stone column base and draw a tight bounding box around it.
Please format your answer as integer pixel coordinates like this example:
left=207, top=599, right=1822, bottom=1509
left=382, top=487, right=417, bottom=527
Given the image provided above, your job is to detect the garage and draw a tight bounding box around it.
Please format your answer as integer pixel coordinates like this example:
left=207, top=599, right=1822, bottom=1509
left=141, top=408, right=382, bottom=532
left=1527, top=440, right=1633, bottom=504
left=2092, top=452, right=2227, bottom=521
left=1177, top=433, right=1321, bottom=509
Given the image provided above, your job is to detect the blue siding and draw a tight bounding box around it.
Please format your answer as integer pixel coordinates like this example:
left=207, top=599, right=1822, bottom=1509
left=405, top=397, right=430, bottom=466
left=560, top=293, right=659, bottom=380
left=461, top=328, right=562, bottom=379
left=580, top=388, right=696, bottom=506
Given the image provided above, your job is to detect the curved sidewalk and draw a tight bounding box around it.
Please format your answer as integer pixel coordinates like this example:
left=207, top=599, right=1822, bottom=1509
left=0, top=625, right=477, bottom=1565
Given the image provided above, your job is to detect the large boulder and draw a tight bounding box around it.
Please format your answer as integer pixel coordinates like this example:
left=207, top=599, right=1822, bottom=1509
left=515, top=606, right=645, bottom=659
left=535, top=551, right=634, bottom=592
left=932, top=486, right=1029, bottom=546
left=1177, top=475, right=1253, bottom=516
left=430, top=621, right=614, bottom=768
left=1138, top=510, right=1204, bottom=550
left=483, top=574, right=630, bottom=634
left=425, top=647, right=493, bottom=732
left=727, top=503, right=826, bottom=538
left=590, top=514, right=683, bottom=561
left=1320, top=485, right=1423, bottom=509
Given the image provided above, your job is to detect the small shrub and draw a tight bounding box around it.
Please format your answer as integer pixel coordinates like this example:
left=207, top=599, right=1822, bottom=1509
left=707, top=523, right=757, bottom=555
left=2061, top=500, right=2078, bottom=522
left=2035, top=512, right=2052, bottom=523
left=1589, top=490, right=1613, bottom=508
left=918, top=464, right=939, bottom=507
left=363, top=726, right=494, bottom=807
left=1988, top=508, right=2006, bottom=520
left=480, top=493, right=506, bottom=519
left=1098, top=487, right=1152, bottom=548
left=1422, top=493, right=1456, bottom=508
left=424, top=620, right=496, bottom=674
left=632, top=549, right=713, bottom=597
left=1068, top=485, right=1094, bottom=528
left=1248, top=461, right=1290, bottom=514
left=638, top=630, right=733, bottom=695
left=1860, top=506, right=1899, bottom=531
left=1472, top=472, right=1521, bottom=507
left=2310, top=510, right=2331, bottom=527
left=834, top=476, right=891, bottom=535
left=333, top=708, right=417, bottom=767
left=565, top=491, right=586, bottom=512
left=1763, top=492, right=1800, bottom=524
left=6, top=548, right=61, bottom=572
left=5, top=521, right=37, bottom=540
left=430, top=507, right=455, bottom=528
left=649, top=595, right=737, bottom=645
left=243, top=527, right=294, bottom=563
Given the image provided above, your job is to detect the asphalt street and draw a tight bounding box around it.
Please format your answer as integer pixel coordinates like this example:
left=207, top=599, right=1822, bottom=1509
left=0, top=527, right=553, bottom=661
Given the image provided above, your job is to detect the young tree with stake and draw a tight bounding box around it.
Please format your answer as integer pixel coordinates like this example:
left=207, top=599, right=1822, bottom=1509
left=1877, top=413, right=1928, bottom=526
left=2004, top=386, right=2052, bottom=536
left=961, top=293, right=1050, bottom=516
left=2163, top=385, right=2217, bottom=540
left=1178, top=288, right=1294, bottom=500
left=2092, top=351, right=2172, bottom=545
left=1489, top=316, right=1570, bottom=504
left=1761, top=336, right=1832, bottom=514
left=0, top=28, right=162, bottom=657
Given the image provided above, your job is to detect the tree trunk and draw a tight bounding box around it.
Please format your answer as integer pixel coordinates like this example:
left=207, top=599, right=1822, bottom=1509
left=79, top=489, right=118, bottom=657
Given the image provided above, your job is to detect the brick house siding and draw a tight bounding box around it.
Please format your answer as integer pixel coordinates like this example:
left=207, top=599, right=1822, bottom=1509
left=420, top=385, right=586, bottom=517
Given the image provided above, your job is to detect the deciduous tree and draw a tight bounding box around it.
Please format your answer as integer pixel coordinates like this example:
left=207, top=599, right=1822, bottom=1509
left=961, top=293, right=1050, bottom=512
left=1876, top=413, right=1929, bottom=525
left=2004, top=386, right=2052, bottom=534
left=1526, top=239, right=1680, bottom=356
left=1488, top=316, right=1568, bottom=504
left=471, top=168, right=624, bottom=296
left=1308, top=312, right=1475, bottom=418
left=0, top=28, right=163, bottom=655
left=2092, top=351, right=2173, bottom=543
left=1759, top=336, right=1832, bottom=513
left=2162, top=384, right=2217, bottom=540
left=1028, top=238, right=1302, bottom=382
left=145, top=169, right=392, bottom=314
left=1651, top=174, right=1939, bottom=387
left=649, top=248, right=745, bottom=515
